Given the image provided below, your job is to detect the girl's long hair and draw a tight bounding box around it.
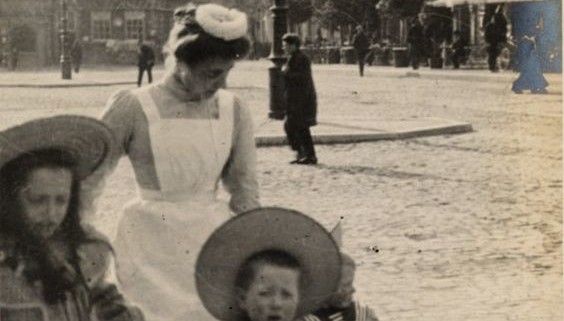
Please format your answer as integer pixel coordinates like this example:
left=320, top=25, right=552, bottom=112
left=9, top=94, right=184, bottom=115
left=0, top=149, right=90, bottom=304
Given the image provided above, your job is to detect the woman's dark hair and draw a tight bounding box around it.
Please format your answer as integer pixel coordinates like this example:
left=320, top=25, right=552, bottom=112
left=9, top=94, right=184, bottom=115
left=167, top=3, right=251, bottom=66
left=172, top=28, right=251, bottom=66
left=0, top=148, right=90, bottom=304
left=235, top=249, right=302, bottom=292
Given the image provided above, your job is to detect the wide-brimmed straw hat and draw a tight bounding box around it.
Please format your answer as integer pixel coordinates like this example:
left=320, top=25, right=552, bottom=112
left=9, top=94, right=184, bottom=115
left=196, top=207, right=342, bottom=321
left=0, top=115, right=114, bottom=179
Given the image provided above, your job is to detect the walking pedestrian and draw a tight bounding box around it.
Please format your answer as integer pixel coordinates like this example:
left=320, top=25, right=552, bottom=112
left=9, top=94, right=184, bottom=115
left=451, top=30, right=467, bottom=69
left=71, top=38, right=83, bottom=73
left=282, top=33, right=318, bottom=165
left=351, top=26, right=370, bottom=77
left=0, top=115, right=143, bottom=321
left=137, top=40, right=155, bottom=87
left=84, top=3, right=260, bottom=321
left=407, top=17, right=425, bottom=70
left=512, top=34, right=548, bottom=94
left=484, top=7, right=508, bottom=72
left=9, top=45, right=18, bottom=71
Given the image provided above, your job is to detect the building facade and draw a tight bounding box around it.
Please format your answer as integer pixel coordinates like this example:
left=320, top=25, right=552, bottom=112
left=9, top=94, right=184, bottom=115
left=0, top=0, right=188, bottom=68
left=0, top=0, right=58, bottom=68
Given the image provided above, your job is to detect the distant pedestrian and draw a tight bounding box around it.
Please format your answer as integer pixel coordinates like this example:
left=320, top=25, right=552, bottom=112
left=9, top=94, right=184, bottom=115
left=282, top=33, right=318, bottom=165
left=351, top=26, right=370, bottom=77
left=137, top=41, right=155, bottom=87
left=407, top=17, right=425, bottom=70
left=1, top=40, right=8, bottom=69
left=512, top=35, right=548, bottom=94
left=484, top=7, right=508, bottom=72
left=71, top=39, right=83, bottom=73
left=451, top=30, right=467, bottom=69
left=9, top=45, right=18, bottom=71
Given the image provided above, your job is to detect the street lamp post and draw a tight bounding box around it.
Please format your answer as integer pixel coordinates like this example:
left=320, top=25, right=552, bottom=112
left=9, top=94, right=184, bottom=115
left=60, top=0, right=72, bottom=79
left=268, top=0, right=288, bottom=120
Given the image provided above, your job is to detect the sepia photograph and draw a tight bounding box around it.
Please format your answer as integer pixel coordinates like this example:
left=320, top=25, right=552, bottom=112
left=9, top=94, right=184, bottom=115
left=0, top=0, right=561, bottom=321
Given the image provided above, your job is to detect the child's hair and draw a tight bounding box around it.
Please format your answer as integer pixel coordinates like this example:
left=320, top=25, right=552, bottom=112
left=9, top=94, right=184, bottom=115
left=235, top=249, right=302, bottom=291
left=0, top=148, right=90, bottom=304
left=0, top=148, right=81, bottom=238
left=282, top=33, right=302, bottom=49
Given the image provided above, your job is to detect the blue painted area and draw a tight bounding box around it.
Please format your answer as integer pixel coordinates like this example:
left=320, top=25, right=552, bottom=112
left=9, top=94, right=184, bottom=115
left=510, top=0, right=562, bottom=72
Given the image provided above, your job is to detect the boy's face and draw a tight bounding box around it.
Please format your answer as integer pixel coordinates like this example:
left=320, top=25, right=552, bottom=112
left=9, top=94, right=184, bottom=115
left=18, top=167, right=72, bottom=240
left=283, top=41, right=297, bottom=55
left=238, top=264, right=300, bottom=321
left=328, top=264, right=355, bottom=308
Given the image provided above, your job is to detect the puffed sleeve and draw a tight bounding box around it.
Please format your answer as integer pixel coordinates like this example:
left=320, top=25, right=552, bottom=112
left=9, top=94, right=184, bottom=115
left=78, top=235, right=145, bottom=321
left=221, top=95, right=260, bottom=214
left=80, top=89, right=143, bottom=224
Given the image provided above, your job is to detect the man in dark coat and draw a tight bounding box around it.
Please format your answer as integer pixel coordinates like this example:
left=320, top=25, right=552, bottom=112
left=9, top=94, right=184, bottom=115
left=407, top=17, right=425, bottom=70
left=351, top=26, right=370, bottom=77
left=484, top=7, right=508, bottom=72
left=70, top=39, right=83, bottom=73
left=137, top=41, right=155, bottom=87
left=282, top=33, right=318, bottom=165
left=451, top=30, right=467, bottom=69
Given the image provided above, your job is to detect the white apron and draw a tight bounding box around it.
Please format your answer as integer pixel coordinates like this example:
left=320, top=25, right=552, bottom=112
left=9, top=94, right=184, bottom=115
left=113, top=87, right=234, bottom=321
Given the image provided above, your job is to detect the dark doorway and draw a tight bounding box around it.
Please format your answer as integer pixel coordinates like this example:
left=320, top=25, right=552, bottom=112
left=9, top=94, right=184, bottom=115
left=9, top=24, right=37, bottom=52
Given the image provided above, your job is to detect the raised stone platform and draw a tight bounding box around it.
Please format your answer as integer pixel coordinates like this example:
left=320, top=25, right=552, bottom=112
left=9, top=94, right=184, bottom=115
left=254, top=117, right=473, bottom=147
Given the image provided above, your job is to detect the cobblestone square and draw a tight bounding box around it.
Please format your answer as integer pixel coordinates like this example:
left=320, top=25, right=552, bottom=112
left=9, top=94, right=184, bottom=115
left=0, top=62, right=561, bottom=321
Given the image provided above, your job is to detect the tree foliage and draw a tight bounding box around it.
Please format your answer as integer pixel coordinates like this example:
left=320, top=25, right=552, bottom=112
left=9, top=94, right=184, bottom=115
left=375, top=0, right=425, bottom=18
left=314, top=0, right=378, bottom=28
left=288, top=0, right=315, bottom=25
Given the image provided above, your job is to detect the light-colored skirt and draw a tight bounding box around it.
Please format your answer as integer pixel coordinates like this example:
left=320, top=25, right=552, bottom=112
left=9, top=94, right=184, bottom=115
left=114, top=197, right=231, bottom=321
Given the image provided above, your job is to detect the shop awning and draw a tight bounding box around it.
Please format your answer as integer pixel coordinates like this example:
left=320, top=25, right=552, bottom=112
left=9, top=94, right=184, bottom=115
left=428, top=0, right=547, bottom=7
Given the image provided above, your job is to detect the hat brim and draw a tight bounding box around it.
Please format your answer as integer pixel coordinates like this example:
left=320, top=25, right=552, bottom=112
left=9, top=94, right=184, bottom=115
left=0, top=115, right=114, bottom=179
left=196, top=207, right=342, bottom=321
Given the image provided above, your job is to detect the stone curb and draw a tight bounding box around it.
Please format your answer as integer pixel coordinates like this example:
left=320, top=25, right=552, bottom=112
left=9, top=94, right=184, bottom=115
left=1, top=75, right=559, bottom=88
left=255, top=122, right=473, bottom=147
left=0, top=67, right=559, bottom=88
left=358, top=69, right=562, bottom=85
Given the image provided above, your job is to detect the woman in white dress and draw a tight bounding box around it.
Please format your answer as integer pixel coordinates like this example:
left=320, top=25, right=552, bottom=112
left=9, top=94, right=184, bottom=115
left=83, top=3, right=260, bottom=321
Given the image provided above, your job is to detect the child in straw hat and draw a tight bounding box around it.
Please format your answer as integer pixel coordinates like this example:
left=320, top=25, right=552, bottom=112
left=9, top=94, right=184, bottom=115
left=300, top=252, right=379, bottom=321
left=300, top=222, right=379, bottom=321
left=0, top=116, right=143, bottom=321
left=195, top=207, right=343, bottom=321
